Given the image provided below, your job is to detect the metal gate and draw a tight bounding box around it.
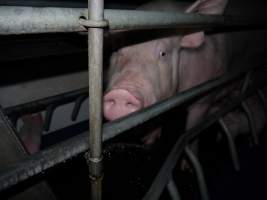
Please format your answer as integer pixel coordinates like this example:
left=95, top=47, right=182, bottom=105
left=0, top=1, right=267, bottom=200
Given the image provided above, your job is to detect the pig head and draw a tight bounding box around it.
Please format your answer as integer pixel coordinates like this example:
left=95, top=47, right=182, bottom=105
left=104, top=0, right=228, bottom=144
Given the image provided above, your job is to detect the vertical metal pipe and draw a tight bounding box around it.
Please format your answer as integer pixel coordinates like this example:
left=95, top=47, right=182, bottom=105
left=218, top=118, right=240, bottom=171
left=241, top=72, right=252, bottom=93
left=257, top=89, right=267, bottom=121
left=241, top=102, right=258, bottom=145
left=185, top=146, right=209, bottom=200
left=87, top=0, right=104, bottom=199
left=241, top=71, right=258, bottom=145
left=43, top=105, right=55, bottom=131
left=167, top=177, right=181, bottom=200
left=71, top=95, right=88, bottom=121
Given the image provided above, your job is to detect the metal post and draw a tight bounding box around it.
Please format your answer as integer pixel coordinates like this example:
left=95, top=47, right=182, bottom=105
left=241, top=72, right=252, bottom=93
left=167, top=177, right=181, bottom=200
left=241, top=102, right=258, bottom=145
left=257, top=89, right=267, bottom=120
left=185, top=146, right=209, bottom=200
left=240, top=71, right=259, bottom=145
left=86, top=0, right=104, bottom=199
left=218, top=118, right=240, bottom=171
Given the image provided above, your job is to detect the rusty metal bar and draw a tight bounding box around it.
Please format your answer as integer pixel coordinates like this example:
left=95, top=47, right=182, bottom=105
left=0, top=67, right=266, bottom=193
left=167, top=177, right=181, bottom=200
left=1, top=7, right=267, bottom=35
left=185, top=146, right=209, bottom=200
left=218, top=118, right=240, bottom=171
left=86, top=0, right=104, bottom=199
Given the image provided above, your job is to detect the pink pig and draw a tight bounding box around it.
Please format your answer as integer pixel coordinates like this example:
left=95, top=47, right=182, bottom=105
left=104, top=0, right=228, bottom=144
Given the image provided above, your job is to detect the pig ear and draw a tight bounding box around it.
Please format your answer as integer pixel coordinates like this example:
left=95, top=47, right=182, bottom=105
left=180, top=32, right=204, bottom=48
left=181, top=0, right=228, bottom=48
left=185, top=0, right=228, bottom=15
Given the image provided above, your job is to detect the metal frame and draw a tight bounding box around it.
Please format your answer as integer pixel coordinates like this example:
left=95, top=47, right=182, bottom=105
left=1, top=7, right=267, bottom=35
left=86, top=0, right=105, bottom=199
left=0, top=68, right=266, bottom=196
left=0, top=3, right=267, bottom=200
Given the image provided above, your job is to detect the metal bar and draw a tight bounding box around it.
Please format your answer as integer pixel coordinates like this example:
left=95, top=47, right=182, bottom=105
left=86, top=0, right=104, bottom=199
left=0, top=107, right=57, bottom=200
left=4, top=87, right=88, bottom=117
left=241, top=72, right=252, bottom=93
left=218, top=118, right=240, bottom=171
left=0, top=68, right=266, bottom=192
left=241, top=101, right=258, bottom=145
left=240, top=71, right=259, bottom=145
left=185, top=146, right=209, bottom=200
left=167, top=177, right=181, bottom=200
left=142, top=80, right=267, bottom=200
left=257, top=89, right=267, bottom=120
left=71, top=95, right=88, bottom=121
left=0, top=0, right=87, bottom=8
left=1, top=7, right=267, bottom=35
left=5, top=66, right=260, bottom=136
left=43, top=105, right=55, bottom=131
left=103, top=65, right=263, bottom=142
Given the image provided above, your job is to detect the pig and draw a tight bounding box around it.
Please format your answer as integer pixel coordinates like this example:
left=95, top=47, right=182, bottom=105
left=18, top=113, right=43, bottom=154
left=103, top=0, right=228, bottom=145
left=222, top=93, right=266, bottom=142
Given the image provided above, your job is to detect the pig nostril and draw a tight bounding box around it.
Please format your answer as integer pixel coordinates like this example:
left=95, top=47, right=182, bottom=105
left=104, top=99, right=116, bottom=111
left=108, top=99, right=115, bottom=106
left=126, top=102, right=140, bottom=112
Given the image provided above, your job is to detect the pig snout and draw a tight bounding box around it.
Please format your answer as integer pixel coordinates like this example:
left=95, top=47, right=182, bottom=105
left=104, top=89, right=142, bottom=121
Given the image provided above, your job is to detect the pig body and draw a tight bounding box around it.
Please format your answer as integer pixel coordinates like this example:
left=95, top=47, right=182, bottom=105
left=104, top=0, right=228, bottom=144
left=222, top=93, right=266, bottom=140
left=18, top=113, right=44, bottom=154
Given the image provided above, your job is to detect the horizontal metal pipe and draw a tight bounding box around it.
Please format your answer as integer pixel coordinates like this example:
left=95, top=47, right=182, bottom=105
left=0, top=1, right=137, bottom=9
left=0, top=7, right=267, bottom=35
left=4, top=87, right=88, bottom=117
left=0, top=64, right=264, bottom=192
left=0, top=0, right=87, bottom=8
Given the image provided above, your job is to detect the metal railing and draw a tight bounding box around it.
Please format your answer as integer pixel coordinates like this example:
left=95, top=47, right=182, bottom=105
left=0, top=2, right=267, bottom=200
left=0, top=6, right=267, bottom=35
left=0, top=66, right=266, bottom=198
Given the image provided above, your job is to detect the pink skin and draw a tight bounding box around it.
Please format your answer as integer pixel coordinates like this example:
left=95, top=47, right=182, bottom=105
left=104, top=37, right=180, bottom=121
left=223, top=95, right=266, bottom=139
left=103, top=0, right=228, bottom=144
left=104, top=38, right=180, bottom=144
left=104, top=89, right=143, bottom=121
left=19, top=113, right=43, bottom=154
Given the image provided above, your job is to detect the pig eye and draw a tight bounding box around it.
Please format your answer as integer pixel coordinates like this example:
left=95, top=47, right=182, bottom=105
left=160, top=51, right=167, bottom=57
